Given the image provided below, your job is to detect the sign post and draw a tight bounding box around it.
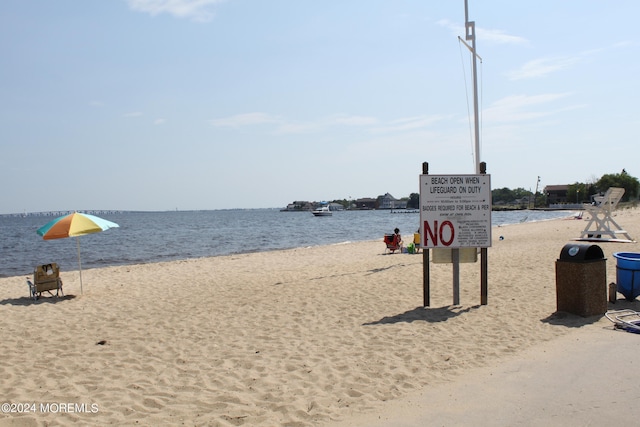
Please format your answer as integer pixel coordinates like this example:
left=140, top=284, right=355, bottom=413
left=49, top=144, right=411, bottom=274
left=420, top=167, right=491, bottom=305
left=422, top=162, right=430, bottom=307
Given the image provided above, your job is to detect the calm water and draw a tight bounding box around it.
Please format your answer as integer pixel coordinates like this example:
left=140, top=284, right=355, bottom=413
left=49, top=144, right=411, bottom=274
left=0, top=209, right=573, bottom=278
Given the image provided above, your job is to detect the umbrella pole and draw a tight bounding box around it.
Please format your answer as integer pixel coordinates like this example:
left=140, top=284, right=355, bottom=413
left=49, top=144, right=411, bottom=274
left=76, top=237, right=83, bottom=294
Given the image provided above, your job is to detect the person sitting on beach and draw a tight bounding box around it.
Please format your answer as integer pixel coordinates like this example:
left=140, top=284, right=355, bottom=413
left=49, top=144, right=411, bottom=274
left=393, top=228, right=403, bottom=248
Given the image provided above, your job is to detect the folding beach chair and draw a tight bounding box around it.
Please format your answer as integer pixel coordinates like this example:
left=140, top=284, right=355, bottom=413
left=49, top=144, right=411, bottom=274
left=576, top=187, right=634, bottom=242
left=605, top=309, right=640, bottom=334
left=383, top=234, right=401, bottom=254
left=27, top=263, right=64, bottom=300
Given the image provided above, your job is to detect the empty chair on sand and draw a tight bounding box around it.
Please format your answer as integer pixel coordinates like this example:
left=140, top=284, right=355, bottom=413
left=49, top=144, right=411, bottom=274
left=605, top=309, right=640, bottom=334
left=577, top=187, right=634, bottom=242
left=27, top=263, right=64, bottom=300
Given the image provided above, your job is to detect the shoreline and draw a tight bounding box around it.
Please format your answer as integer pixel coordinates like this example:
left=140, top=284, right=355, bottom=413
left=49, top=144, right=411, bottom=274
left=2, top=212, right=577, bottom=281
left=1, top=209, right=638, bottom=425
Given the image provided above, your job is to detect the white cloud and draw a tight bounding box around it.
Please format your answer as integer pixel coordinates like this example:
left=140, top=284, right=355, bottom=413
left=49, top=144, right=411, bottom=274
left=483, top=93, right=573, bottom=123
left=126, top=0, right=225, bottom=22
left=209, top=112, right=282, bottom=127
left=476, top=27, right=527, bottom=45
left=507, top=56, right=581, bottom=80
left=209, top=112, right=443, bottom=135
left=210, top=112, right=324, bottom=134
left=612, top=40, right=633, bottom=49
left=154, top=118, right=166, bottom=125
left=438, top=19, right=527, bottom=45
left=124, top=111, right=143, bottom=118
left=274, top=122, right=321, bottom=134
left=373, top=114, right=450, bottom=133
left=333, top=115, right=378, bottom=126
left=272, top=115, right=378, bottom=135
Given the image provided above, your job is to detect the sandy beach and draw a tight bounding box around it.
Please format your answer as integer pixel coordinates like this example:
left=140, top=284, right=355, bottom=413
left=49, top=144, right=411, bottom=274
left=1, top=208, right=639, bottom=426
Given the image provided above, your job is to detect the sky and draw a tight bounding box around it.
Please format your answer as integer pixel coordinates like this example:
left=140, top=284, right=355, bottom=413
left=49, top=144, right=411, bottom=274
left=1, top=0, right=638, bottom=213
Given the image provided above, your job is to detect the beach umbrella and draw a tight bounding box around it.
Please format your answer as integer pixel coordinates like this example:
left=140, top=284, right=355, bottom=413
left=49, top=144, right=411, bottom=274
left=37, top=212, right=119, bottom=294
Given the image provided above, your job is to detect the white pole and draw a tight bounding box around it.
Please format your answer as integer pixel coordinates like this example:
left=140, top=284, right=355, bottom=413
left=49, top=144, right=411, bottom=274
left=76, top=237, right=83, bottom=294
left=465, top=0, right=481, bottom=174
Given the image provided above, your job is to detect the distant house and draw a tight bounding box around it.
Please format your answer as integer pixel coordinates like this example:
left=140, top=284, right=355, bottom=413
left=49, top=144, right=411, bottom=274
left=378, top=193, right=408, bottom=210
left=544, top=185, right=569, bottom=204
left=282, top=201, right=313, bottom=211
left=354, top=198, right=378, bottom=210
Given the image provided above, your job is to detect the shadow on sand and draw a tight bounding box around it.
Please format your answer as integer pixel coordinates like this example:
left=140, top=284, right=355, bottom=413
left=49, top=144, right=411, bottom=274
left=541, top=298, right=640, bottom=328
left=364, top=304, right=479, bottom=326
left=0, top=294, right=76, bottom=307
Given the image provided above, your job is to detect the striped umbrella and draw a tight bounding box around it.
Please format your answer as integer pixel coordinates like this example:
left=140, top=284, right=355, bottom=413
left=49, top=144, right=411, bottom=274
left=37, top=212, right=119, bottom=294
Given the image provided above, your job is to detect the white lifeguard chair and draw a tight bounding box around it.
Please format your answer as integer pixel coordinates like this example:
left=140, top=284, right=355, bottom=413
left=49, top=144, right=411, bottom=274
left=576, top=187, right=634, bottom=242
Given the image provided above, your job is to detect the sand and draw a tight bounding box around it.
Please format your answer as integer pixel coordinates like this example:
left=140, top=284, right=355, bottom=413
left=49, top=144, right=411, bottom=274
left=1, top=208, right=639, bottom=426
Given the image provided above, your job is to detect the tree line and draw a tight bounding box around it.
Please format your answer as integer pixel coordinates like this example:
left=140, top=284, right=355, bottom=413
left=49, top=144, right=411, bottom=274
left=329, top=170, right=639, bottom=210
left=492, top=170, right=639, bottom=208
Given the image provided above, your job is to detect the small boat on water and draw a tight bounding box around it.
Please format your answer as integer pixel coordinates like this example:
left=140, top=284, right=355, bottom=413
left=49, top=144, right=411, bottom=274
left=311, top=206, right=332, bottom=217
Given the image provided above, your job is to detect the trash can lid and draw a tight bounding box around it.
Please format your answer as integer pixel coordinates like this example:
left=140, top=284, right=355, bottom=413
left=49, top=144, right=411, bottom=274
left=558, top=243, right=605, bottom=262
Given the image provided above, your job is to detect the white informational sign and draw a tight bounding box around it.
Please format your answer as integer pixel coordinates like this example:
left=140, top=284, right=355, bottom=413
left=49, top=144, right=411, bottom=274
left=419, top=174, right=492, bottom=248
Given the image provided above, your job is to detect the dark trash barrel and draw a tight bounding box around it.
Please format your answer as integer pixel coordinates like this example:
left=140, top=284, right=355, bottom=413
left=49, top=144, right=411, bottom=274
left=555, top=244, right=607, bottom=317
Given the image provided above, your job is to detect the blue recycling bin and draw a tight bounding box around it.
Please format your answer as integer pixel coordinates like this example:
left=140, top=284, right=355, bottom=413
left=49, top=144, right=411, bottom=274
left=613, top=252, right=640, bottom=301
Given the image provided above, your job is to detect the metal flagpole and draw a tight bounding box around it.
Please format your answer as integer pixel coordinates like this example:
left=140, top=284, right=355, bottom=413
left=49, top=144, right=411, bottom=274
left=464, top=0, right=489, bottom=305
left=464, top=0, right=481, bottom=174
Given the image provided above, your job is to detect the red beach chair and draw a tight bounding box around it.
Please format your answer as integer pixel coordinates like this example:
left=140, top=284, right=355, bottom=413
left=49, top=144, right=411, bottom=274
left=384, top=234, right=401, bottom=254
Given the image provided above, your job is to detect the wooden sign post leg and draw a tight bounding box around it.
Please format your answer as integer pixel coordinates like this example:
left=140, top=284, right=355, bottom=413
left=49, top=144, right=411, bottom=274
left=480, top=162, right=488, bottom=305
left=422, top=162, right=430, bottom=307
left=452, top=248, right=460, bottom=305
